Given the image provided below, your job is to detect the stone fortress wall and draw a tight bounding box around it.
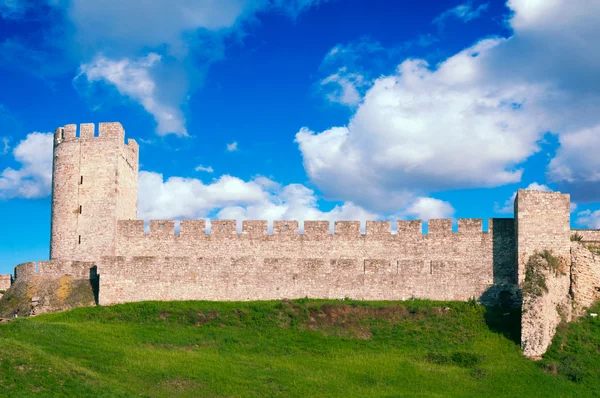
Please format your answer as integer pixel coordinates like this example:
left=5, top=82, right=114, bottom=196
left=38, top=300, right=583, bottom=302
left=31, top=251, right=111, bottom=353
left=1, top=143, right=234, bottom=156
left=99, top=218, right=515, bottom=305
left=1, top=121, right=600, bottom=358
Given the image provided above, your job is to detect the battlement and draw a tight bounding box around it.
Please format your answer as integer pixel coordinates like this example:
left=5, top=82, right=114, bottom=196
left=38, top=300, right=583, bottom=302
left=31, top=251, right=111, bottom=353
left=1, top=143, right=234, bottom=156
left=53, top=122, right=138, bottom=152
left=117, top=218, right=498, bottom=241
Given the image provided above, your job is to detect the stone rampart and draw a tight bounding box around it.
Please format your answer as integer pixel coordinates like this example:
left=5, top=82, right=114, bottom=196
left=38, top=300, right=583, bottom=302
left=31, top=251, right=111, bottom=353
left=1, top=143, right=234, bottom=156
left=13, top=260, right=95, bottom=282
left=0, top=274, right=11, bottom=291
left=571, top=243, right=600, bottom=314
left=572, top=229, right=600, bottom=244
left=98, top=218, right=517, bottom=305
left=516, top=190, right=573, bottom=358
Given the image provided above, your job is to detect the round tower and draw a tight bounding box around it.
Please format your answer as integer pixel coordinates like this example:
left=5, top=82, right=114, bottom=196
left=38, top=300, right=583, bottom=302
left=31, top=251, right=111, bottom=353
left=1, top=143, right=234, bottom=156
left=49, top=122, right=139, bottom=262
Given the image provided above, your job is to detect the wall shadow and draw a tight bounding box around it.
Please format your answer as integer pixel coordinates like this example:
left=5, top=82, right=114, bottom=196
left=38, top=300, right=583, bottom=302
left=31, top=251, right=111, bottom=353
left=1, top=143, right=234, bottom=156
left=90, top=265, right=99, bottom=305
left=483, top=305, right=521, bottom=345
left=479, top=218, right=521, bottom=345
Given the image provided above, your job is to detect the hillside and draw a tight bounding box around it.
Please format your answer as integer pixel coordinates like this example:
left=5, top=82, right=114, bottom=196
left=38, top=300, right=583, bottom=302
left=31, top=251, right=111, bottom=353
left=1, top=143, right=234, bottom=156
left=0, top=299, right=598, bottom=397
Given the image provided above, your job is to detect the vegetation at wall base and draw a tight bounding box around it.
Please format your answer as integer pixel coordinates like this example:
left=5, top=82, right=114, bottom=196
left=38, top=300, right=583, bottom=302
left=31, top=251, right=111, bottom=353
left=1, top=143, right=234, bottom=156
left=571, top=232, right=584, bottom=242
left=0, top=299, right=598, bottom=397
left=521, top=250, right=565, bottom=297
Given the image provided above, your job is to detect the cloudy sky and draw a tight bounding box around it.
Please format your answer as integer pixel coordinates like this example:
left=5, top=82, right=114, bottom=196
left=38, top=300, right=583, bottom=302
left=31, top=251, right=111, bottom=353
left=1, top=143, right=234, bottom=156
left=1, top=0, right=599, bottom=273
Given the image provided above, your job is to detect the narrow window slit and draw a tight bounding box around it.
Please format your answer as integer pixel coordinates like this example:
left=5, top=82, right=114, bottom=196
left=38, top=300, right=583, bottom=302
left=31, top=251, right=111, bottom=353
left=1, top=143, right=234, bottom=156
left=80, top=176, right=83, bottom=184
left=78, top=235, right=81, bottom=244
left=79, top=205, right=82, bottom=214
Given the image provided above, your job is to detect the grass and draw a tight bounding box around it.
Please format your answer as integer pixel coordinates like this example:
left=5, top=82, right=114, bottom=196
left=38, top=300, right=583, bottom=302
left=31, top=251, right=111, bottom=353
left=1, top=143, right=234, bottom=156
left=0, top=299, right=598, bottom=397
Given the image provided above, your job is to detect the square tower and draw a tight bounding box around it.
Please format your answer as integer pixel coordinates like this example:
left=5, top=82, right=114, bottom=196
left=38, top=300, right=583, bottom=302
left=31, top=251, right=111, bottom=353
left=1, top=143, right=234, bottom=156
left=49, top=122, right=139, bottom=262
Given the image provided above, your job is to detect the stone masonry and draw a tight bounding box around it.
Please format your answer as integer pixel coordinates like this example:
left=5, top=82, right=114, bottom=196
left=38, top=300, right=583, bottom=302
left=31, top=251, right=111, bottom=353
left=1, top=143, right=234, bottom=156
left=2, top=122, right=600, bottom=358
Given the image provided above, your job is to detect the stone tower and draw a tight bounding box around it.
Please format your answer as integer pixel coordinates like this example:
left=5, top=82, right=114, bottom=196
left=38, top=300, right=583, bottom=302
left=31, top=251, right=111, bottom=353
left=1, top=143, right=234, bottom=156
left=49, top=122, right=139, bottom=262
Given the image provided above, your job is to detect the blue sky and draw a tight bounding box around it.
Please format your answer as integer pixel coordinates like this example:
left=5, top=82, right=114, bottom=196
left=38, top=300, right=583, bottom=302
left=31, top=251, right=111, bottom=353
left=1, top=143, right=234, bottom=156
left=1, top=0, right=600, bottom=273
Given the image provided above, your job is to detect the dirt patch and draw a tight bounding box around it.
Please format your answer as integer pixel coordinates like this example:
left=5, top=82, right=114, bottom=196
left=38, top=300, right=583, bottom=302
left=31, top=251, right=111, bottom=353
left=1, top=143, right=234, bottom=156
left=276, top=301, right=449, bottom=340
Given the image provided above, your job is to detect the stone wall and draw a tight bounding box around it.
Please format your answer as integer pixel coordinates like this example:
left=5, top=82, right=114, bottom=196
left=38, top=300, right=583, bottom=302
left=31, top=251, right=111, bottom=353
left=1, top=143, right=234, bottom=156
left=98, top=218, right=517, bottom=305
left=572, top=229, right=600, bottom=244
left=571, top=242, right=600, bottom=314
left=49, top=123, right=138, bottom=262
left=13, top=260, right=95, bottom=282
left=516, top=190, right=573, bottom=358
left=515, top=190, right=571, bottom=283
left=0, top=274, right=11, bottom=298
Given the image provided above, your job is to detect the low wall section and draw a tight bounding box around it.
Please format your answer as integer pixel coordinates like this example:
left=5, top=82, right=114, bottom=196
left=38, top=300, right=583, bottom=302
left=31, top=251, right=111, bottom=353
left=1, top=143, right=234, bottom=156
left=13, top=260, right=95, bottom=282
left=98, top=218, right=517, bottom=305
left=0, top=274, right=11, bottom=291
left=572, top=229, right=600, bottom=244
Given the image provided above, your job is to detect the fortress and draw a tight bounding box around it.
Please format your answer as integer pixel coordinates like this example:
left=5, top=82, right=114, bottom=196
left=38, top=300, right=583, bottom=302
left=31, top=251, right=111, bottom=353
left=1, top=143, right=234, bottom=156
left=1, top=122, right=600, bottom=358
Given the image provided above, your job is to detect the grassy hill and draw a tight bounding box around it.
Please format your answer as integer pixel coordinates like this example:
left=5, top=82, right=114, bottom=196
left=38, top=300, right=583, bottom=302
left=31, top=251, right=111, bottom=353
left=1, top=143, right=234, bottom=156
left=0, top=299, right=598, bottom=397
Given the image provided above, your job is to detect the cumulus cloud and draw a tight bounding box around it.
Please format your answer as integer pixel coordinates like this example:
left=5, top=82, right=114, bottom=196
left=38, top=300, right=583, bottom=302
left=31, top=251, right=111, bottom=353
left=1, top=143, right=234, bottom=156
left=0, top=132, right=53, bottom=199
left=494, top=182, right=551, bottom=214
left=575, top=209, right=600, bottom=229
left=433, top=1, right=489, bottom=27
left=75, top=53, right=188, bottom=135
left=298, top=0, right=600, bottom=211
left=195, top=165, right=214, bottom=173
left=546, top=124, right=600, bottom=202
left=137, top=171, right=379, bottom=232
left=297, top=39, right=545, bottom=212
left=49, top=0, right=325, bottom=135
left=402, top=197, right=455, bottom=220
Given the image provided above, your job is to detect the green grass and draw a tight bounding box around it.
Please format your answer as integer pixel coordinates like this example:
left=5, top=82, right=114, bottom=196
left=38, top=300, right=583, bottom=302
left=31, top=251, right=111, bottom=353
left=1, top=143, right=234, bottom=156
left=0, top=299, right=598, bottom=397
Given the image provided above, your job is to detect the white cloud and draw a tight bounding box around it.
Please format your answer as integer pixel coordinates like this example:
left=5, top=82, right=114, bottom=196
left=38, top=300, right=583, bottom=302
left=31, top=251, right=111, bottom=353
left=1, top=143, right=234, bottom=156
left=195, top=164, right=214, bottom=173
left=138, top=171, right=379, bottom=232
left=433, top=1, right=489, bottom=27
left=576, top=209, right=600, bottom=229
left=226, top=141, right=238, bottom=152
left=46, top=0, right=324, bottom=136
left=320, top=67, right=366, bottom=106
left=402, top=197, right=455, bottom=220
left=298, top=0, right=600, bottom=210
left=297, top=39, right=545, bottom=212
left=0, top=132, right=53, bottom=199
left=0, top=137, right=9, bottom=154
left=494, top=182, right=551, bottom=214
left=546, top=124, right=600, bottom=202
left=75, top=53, right=187, bottom=136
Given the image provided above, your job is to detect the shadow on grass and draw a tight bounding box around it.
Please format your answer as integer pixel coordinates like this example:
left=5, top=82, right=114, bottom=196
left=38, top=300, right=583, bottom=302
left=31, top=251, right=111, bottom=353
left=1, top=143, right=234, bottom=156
left=483, top=305, right=521, bottom=345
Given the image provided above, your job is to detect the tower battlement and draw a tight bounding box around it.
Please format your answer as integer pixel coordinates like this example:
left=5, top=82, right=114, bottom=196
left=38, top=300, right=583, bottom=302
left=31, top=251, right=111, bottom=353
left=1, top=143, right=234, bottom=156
left=50, top=122, right=139, bottom=262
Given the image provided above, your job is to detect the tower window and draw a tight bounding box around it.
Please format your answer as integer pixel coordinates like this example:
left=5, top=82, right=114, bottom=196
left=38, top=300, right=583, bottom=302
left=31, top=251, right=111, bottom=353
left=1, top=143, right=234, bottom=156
left=78, top=235, right=81, bottom=244
left=79, top=205, right=82, bottom=214
left=80, top=176, right=83, bottom=184
left=61, top=129, right=64, bottom=140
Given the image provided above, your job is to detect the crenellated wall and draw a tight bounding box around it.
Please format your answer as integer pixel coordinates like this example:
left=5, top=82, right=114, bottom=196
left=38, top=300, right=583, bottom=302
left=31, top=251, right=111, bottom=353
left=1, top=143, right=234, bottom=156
left=11, top=120, right=600, bottom=359
left=97, top=218, right=517, bottom=305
